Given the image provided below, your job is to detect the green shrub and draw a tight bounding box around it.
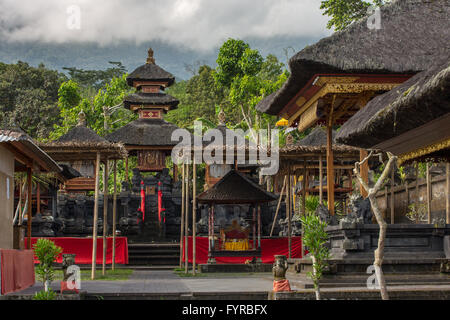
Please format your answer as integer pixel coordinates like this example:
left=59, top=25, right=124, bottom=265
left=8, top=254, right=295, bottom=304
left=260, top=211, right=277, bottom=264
left=33, top=238, right=62, bottom=293
left=33, top=288, right=57, bottom=300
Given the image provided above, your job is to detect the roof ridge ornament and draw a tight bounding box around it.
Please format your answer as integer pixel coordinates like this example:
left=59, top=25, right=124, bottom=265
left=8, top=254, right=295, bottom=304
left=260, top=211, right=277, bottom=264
left=146, top=48, right=155, bottom=64
left=218, top=108, right=226, bottom=125
left=77, top=110, right=86, bottom=127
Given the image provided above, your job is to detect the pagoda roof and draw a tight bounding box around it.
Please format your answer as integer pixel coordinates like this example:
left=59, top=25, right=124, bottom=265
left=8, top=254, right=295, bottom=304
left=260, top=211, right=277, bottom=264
left=123, top=92, right=179, bottom=110
left=197, top=169, right=277, bottom=204
left=127, top=63, right=175, bottom=87
left=105, top=118, right=183, bottom=147
left=257, top=0, right=450, bottom=115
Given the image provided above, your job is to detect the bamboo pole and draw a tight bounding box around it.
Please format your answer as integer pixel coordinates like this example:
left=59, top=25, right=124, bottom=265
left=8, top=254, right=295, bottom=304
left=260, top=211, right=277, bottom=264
left=253, top=206, right=256, bottom=249
left=112, top=159, right=117, bottom=271
left=185, top=163, right=189, bottom=273
left=390, top=165, right=395, bottom=224
left=426, top=163, right=431, bottom=224
left=257, top=204, right=261, bottom=249
left=179, top=163, right=185, bottom=268
left=26, top=166, right=32, bottom=250
left=91, top=152, right=101, bottom=280
left=270, top=176, right=287, bottom=237
left=302, top=160, right=306, bottom=215
left=446, top=163, right=449, bottom=224
left=125, top=156, right=129, bottom=185
left=102, top=160, right=109, bottom=276
left=192, top=163, right=197, bottom=275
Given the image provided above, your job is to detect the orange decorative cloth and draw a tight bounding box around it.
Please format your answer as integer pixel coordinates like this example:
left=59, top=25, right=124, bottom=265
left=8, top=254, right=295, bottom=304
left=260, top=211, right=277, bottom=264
left=273, top=279, right=291, bottom=292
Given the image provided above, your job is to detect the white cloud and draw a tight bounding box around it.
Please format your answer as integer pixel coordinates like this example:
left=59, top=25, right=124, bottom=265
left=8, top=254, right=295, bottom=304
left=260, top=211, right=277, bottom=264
left=0, top=0, right=330, bottom=51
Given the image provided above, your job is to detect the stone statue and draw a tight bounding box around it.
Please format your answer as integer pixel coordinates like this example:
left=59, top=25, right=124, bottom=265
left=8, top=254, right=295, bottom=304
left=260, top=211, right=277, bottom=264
left=272, top=255, right=288, bottom=280
left=316, top=204, right=338, bottom=226
left=62, top=254, right=76, bottom=281
left=347, top=194, right=373, bottom=224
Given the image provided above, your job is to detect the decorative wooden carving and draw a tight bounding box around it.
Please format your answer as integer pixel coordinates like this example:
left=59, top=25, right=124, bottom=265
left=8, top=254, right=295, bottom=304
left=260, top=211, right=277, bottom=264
left=137, top=150, right=166, bottom=171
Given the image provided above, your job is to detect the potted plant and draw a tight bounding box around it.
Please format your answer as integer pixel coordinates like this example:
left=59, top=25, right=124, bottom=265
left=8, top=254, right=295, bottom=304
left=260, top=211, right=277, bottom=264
left=32, top=238, right=62, bottom=300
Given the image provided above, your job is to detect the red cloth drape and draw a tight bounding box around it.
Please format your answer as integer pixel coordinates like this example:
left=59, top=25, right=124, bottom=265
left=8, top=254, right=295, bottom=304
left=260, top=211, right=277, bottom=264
left=273, top=279, right=291, bottom=292
left=0, top=249, right=35, bottom=295
left=25, top=237, right=129, bottom=265
left=182, top=236, right=302, bottom=264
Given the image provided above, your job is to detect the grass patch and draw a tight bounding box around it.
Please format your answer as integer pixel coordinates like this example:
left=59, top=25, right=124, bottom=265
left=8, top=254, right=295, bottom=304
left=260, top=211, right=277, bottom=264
left=36, top=268, right=134, bottom=282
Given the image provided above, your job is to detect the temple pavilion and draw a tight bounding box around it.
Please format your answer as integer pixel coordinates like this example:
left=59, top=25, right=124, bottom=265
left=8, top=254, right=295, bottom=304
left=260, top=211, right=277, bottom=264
left=256, top=0, right=449, bottom=216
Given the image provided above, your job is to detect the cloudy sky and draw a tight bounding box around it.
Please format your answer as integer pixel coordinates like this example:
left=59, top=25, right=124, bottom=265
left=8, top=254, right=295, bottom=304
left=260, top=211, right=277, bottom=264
left=0, top=0, right=331, bottom=51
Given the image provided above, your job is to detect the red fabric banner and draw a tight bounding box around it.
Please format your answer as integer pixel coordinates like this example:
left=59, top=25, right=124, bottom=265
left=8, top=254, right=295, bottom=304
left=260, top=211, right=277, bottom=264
left=0, top=249, right=35, bottom=295
left=25, top=237, right=129, bottom=265
left=182, top=236, right=302, bottom=264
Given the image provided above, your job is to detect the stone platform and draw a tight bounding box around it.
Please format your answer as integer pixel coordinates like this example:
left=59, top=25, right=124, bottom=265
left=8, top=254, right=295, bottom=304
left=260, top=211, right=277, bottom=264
left=199, top=263, right=273, bottom=273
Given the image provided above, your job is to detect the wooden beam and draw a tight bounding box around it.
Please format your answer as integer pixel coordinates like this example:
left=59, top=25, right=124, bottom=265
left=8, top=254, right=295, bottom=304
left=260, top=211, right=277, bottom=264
left=302, top=160, right=307, bottom=215
left=91, top=152, right=101, bottom=280
left=287, top=165, right=292, bottom=259
left=112, top=160, right=117, bottom=271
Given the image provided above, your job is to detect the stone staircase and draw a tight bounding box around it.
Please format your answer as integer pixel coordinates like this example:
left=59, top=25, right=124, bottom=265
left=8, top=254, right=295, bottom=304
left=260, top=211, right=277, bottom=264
left=128, top=242, right=180, bottom=269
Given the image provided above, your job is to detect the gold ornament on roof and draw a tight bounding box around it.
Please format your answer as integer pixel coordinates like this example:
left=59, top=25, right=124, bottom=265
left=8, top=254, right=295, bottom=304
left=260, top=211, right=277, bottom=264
left=218, top=108, right=226, bottom=125
left=77, top=110, right=86, bottom=127
left=146, top=48, right=155, bottom=64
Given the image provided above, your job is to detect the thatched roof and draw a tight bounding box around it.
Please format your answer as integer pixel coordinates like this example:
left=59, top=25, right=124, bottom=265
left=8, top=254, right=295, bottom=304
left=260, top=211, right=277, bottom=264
left=123, top=92, right=179, bottom=110
left=106, top=118, right=182, bottom=147
left=55, top=125, right=107, bottom=144
left=336, top=58, right=450, bottom=148
left=0, top=127, right=62, bottom=173
left=127, top=63, right=175, bottom=87
left=41, top=123, right=128, bottom=160
left=257, top=0, right=450, bottom=115
left=297, top=126, right=336, bottom=146
left=197, top=169, right=277, bottom=204
left=280, top=126, right=359, bottom=155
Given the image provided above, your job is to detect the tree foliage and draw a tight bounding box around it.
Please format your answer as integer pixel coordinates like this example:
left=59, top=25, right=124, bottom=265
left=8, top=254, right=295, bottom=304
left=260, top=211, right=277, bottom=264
left=320, top=0, right=388, bottom=31
left=0, top=61, right=66, bottom=139
left=33, top=238, right=63, bottom=292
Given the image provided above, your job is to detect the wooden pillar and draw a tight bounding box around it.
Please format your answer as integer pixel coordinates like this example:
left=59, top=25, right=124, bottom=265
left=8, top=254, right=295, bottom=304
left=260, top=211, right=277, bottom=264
left=36, top=182, right=41, bottom=215
left=173, top=163, right=178, bottom=183
left=287, top=165, right=292, bottom=259
left=112, top=160, right=117, bottom=271
left=384, top=186, right=388, bottom=220
left=257, top=204, right=261, bottom=249
left=179, top=164, right=185, bottom=268
left=91, top=152, right=101, bottom=280
left=302, top=160, right=306, bottom=215
left=326, top=125, right=335, bottom=215
left=270, top=176, right=286, bottom=237
left=102, top=160, right=109, bottom=276
left=211, top=205, right=215, bottom=251
left=125, top=156, right=129, bottom=185
left=414, top=163, right=419, bottom=223
left=26, top=166, right=32, bottom=250
left=319, top=155, right=323, bottom=204
left=252, top=206, right=256, bottom=250
left=360, top=150, right=369, bottom=198
left=390, top=164, right=395, bottom=224
left=446, top=162, right=449, bottom=224
left=426, top=163, right=431, bottom=224
left=184, top=164, right=189, bottom=273
left=192, top=163, right=197, bottom=275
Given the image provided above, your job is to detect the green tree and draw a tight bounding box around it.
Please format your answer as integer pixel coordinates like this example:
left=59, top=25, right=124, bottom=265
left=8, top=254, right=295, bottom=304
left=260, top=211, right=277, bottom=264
left=63, top=61, right=127, bottom=90
left=299, top=213, right=330, bottom=300
left=320, top=0, right=388, bottom=31
left=33, top=238, right=63, bottom=293
left=0, top=61, right=66, bottom=139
